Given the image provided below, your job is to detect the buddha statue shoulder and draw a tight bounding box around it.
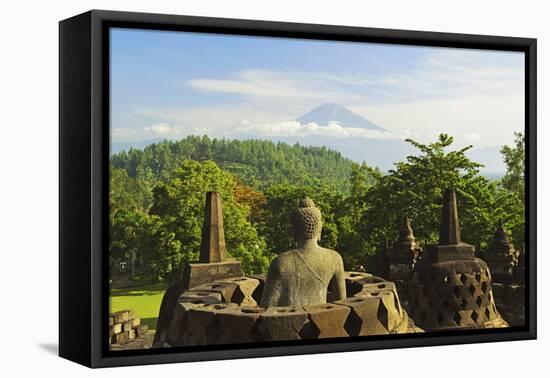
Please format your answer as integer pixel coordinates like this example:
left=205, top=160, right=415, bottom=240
left=260, top=197, right=346, bottom=307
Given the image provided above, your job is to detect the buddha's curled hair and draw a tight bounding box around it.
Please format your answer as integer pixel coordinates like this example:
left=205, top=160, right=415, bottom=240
left=292, top=197, right=322, bottom=240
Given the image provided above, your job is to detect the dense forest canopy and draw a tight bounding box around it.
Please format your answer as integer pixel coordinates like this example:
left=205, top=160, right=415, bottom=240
left=111, top=136, right=366, bottom=192
left=110, top=133, right=525, bottom=284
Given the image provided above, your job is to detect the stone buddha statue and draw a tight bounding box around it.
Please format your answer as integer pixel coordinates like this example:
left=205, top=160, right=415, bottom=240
left=260, top=197, right=346, bottom=307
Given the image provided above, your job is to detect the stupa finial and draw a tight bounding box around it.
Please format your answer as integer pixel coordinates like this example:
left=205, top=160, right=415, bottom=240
left=398, top=215, right=415, bottom=245
left=439, top=188, right=461, bottom=245
left=199, top=191, right=227, bottom=263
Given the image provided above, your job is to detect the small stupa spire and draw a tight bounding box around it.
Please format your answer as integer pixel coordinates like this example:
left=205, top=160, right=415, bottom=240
left=398, top=215, right=415, bottom=245
left=493, top=219, right=510, bottom=246
left=439, top=188, right=461, bottom=245
left=199, top=191, right=227, bottom=263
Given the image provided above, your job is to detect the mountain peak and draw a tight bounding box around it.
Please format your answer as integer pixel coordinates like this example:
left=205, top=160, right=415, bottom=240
left=296, top=103, right=386, bottom=131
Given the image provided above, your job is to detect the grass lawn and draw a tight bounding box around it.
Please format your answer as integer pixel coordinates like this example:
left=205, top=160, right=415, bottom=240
left=110, top=282, right=167, bottom=331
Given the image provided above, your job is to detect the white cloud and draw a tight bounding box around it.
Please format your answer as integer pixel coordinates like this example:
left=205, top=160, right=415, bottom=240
left=144, top=123, right=182, bottom=136
left=142, top=123, right=211, bottom=138
left=114, top=48, right=524, bottom=151
left=185, top=49, right=523, bottom=108
left=188, top=69, right=365, bottom=104
left=239, top=120, right=398, bottom=140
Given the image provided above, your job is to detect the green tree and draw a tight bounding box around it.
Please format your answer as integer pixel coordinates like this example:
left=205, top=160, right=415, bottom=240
left=359, top=134, right=524, bottom=269
left=499, top=132, right=526, bottom=246
left=335, top=163, right=381, bottom=270
left=149, top=160, right=270, bottom=277
left=138, top=214, right=182, bottom=284
left=500, top=132, right=525, bottom=198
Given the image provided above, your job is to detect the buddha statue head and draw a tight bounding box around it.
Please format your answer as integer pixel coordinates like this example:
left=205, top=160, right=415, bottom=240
left=292, top=197, right=322, bottom=245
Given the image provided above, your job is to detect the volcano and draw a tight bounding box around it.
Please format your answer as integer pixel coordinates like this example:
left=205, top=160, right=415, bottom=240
left=296, top=103, right=386, bottom=131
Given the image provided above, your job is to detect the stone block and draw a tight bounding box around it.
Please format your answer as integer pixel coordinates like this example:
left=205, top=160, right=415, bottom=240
left=177, top=290, right=223, bottom=304
left=379, top=291, right=403, bottom=330
left=182, top=260, right=244, bottom=290
left=335, top=296, right=388, bottom=336
left=302, top=303, right=350, bottom=339
left=219, top=276, right=260, bottom=306
left=247, top=274, right=266, bottom=304
left=216, top=306, right=265, bottom=344
left=131, top=318, right=140, bottom=328
left=136, top=324, right=149, bottom=337
left=108, top=316, right=114, bottom=326
left=344, top=271, right=374, bottom=296
left=167, top=301, right=236, bottom=346
left=112, top=310, right=130, bottom=324
left=427, top=244, right=476, bottom=263
left=111, top=331, right=129, bottom=345
left=122, top=321, right=133, bottom=332
left=391, top=310, right=411, bottom=334
left=184, top=303, right=238, bottom=346
left=189, top=281, right=238, bottom=302
left=258, top=306, right=309, bottom=341
left=109, top=323, right=122, bottom=337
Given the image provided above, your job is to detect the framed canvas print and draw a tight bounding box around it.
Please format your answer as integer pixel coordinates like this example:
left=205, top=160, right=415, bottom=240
left=59, top=10, right=536, bottom=368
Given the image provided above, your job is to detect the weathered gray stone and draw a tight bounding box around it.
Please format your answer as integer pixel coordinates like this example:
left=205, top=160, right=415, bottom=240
left=200, top=191, right=227, bottom=263
left=343, top=271, right=374, bottom=297
left=167, top=302, right=237, bottom=346
left=258, top=306, right=309, bottom=341
left=216, top=306, right=265, bottom=343
left=112, top=310, right=130, bottom=323
left=109, top=323, right=122, bottom=336
left=440, top=188, right=462, bottom=245
left=111, top=331, right=129, bottom=345
left=189, top=281, right=238, bottom=302
left=136, top=324, right=149, bottom=337
left=385, top=216, right=422, bottom=282
left=219, top=276, right=260, bottom=306
left=261, top=197, right=346, bottom=307
left=177, top=290, right=223, bottom=304
left=183, top=261, right=244, bottom=290
left=248, top=274, right=266, bottom=304
left=335, top=297, right=385, bottom=336
left=485, top=220, right=519, bottom=283
left=410, top=189, right=508, bottom=331
left=184, top=303, right=238, bottom=346
left=301, top=303, right=350, bottom=339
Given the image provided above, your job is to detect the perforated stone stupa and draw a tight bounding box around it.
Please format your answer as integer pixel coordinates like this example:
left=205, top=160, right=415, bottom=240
left=385, top=216, right=422, bottom=282
left=409, top=189, right=508, bottom=330
left=484, top=220, right=519, bottom=283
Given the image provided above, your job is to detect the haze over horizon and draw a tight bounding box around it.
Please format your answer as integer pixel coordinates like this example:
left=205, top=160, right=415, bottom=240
left=110, top=28, right=525, bottom=173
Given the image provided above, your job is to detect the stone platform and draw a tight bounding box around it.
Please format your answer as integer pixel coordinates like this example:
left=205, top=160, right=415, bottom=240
left=162, top=271, right=421, bottom=347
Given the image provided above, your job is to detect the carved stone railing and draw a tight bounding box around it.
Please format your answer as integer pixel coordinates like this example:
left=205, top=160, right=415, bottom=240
left=164, top=272, right=421, bottom=347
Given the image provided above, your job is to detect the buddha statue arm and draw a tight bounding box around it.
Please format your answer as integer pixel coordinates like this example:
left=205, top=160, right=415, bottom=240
left=260, top=259, right=284, bottom=307
left=331, top=255, right=346, bottom=301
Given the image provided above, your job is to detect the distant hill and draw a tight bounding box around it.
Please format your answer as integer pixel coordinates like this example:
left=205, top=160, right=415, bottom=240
left=296, top=103, right=386, bottom=131
left=110, top=136, right=363, bottom=191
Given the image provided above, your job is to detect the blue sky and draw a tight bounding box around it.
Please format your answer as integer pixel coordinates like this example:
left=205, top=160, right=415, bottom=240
left=110, top=28, right=524, bottom=171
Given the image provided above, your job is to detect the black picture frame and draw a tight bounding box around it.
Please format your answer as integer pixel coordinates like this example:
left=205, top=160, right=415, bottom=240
left=59, top=9, right=537, bottom=368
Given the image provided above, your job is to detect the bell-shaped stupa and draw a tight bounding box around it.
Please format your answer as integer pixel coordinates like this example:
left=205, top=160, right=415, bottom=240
left=409, top=189, right=508, bottom=330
